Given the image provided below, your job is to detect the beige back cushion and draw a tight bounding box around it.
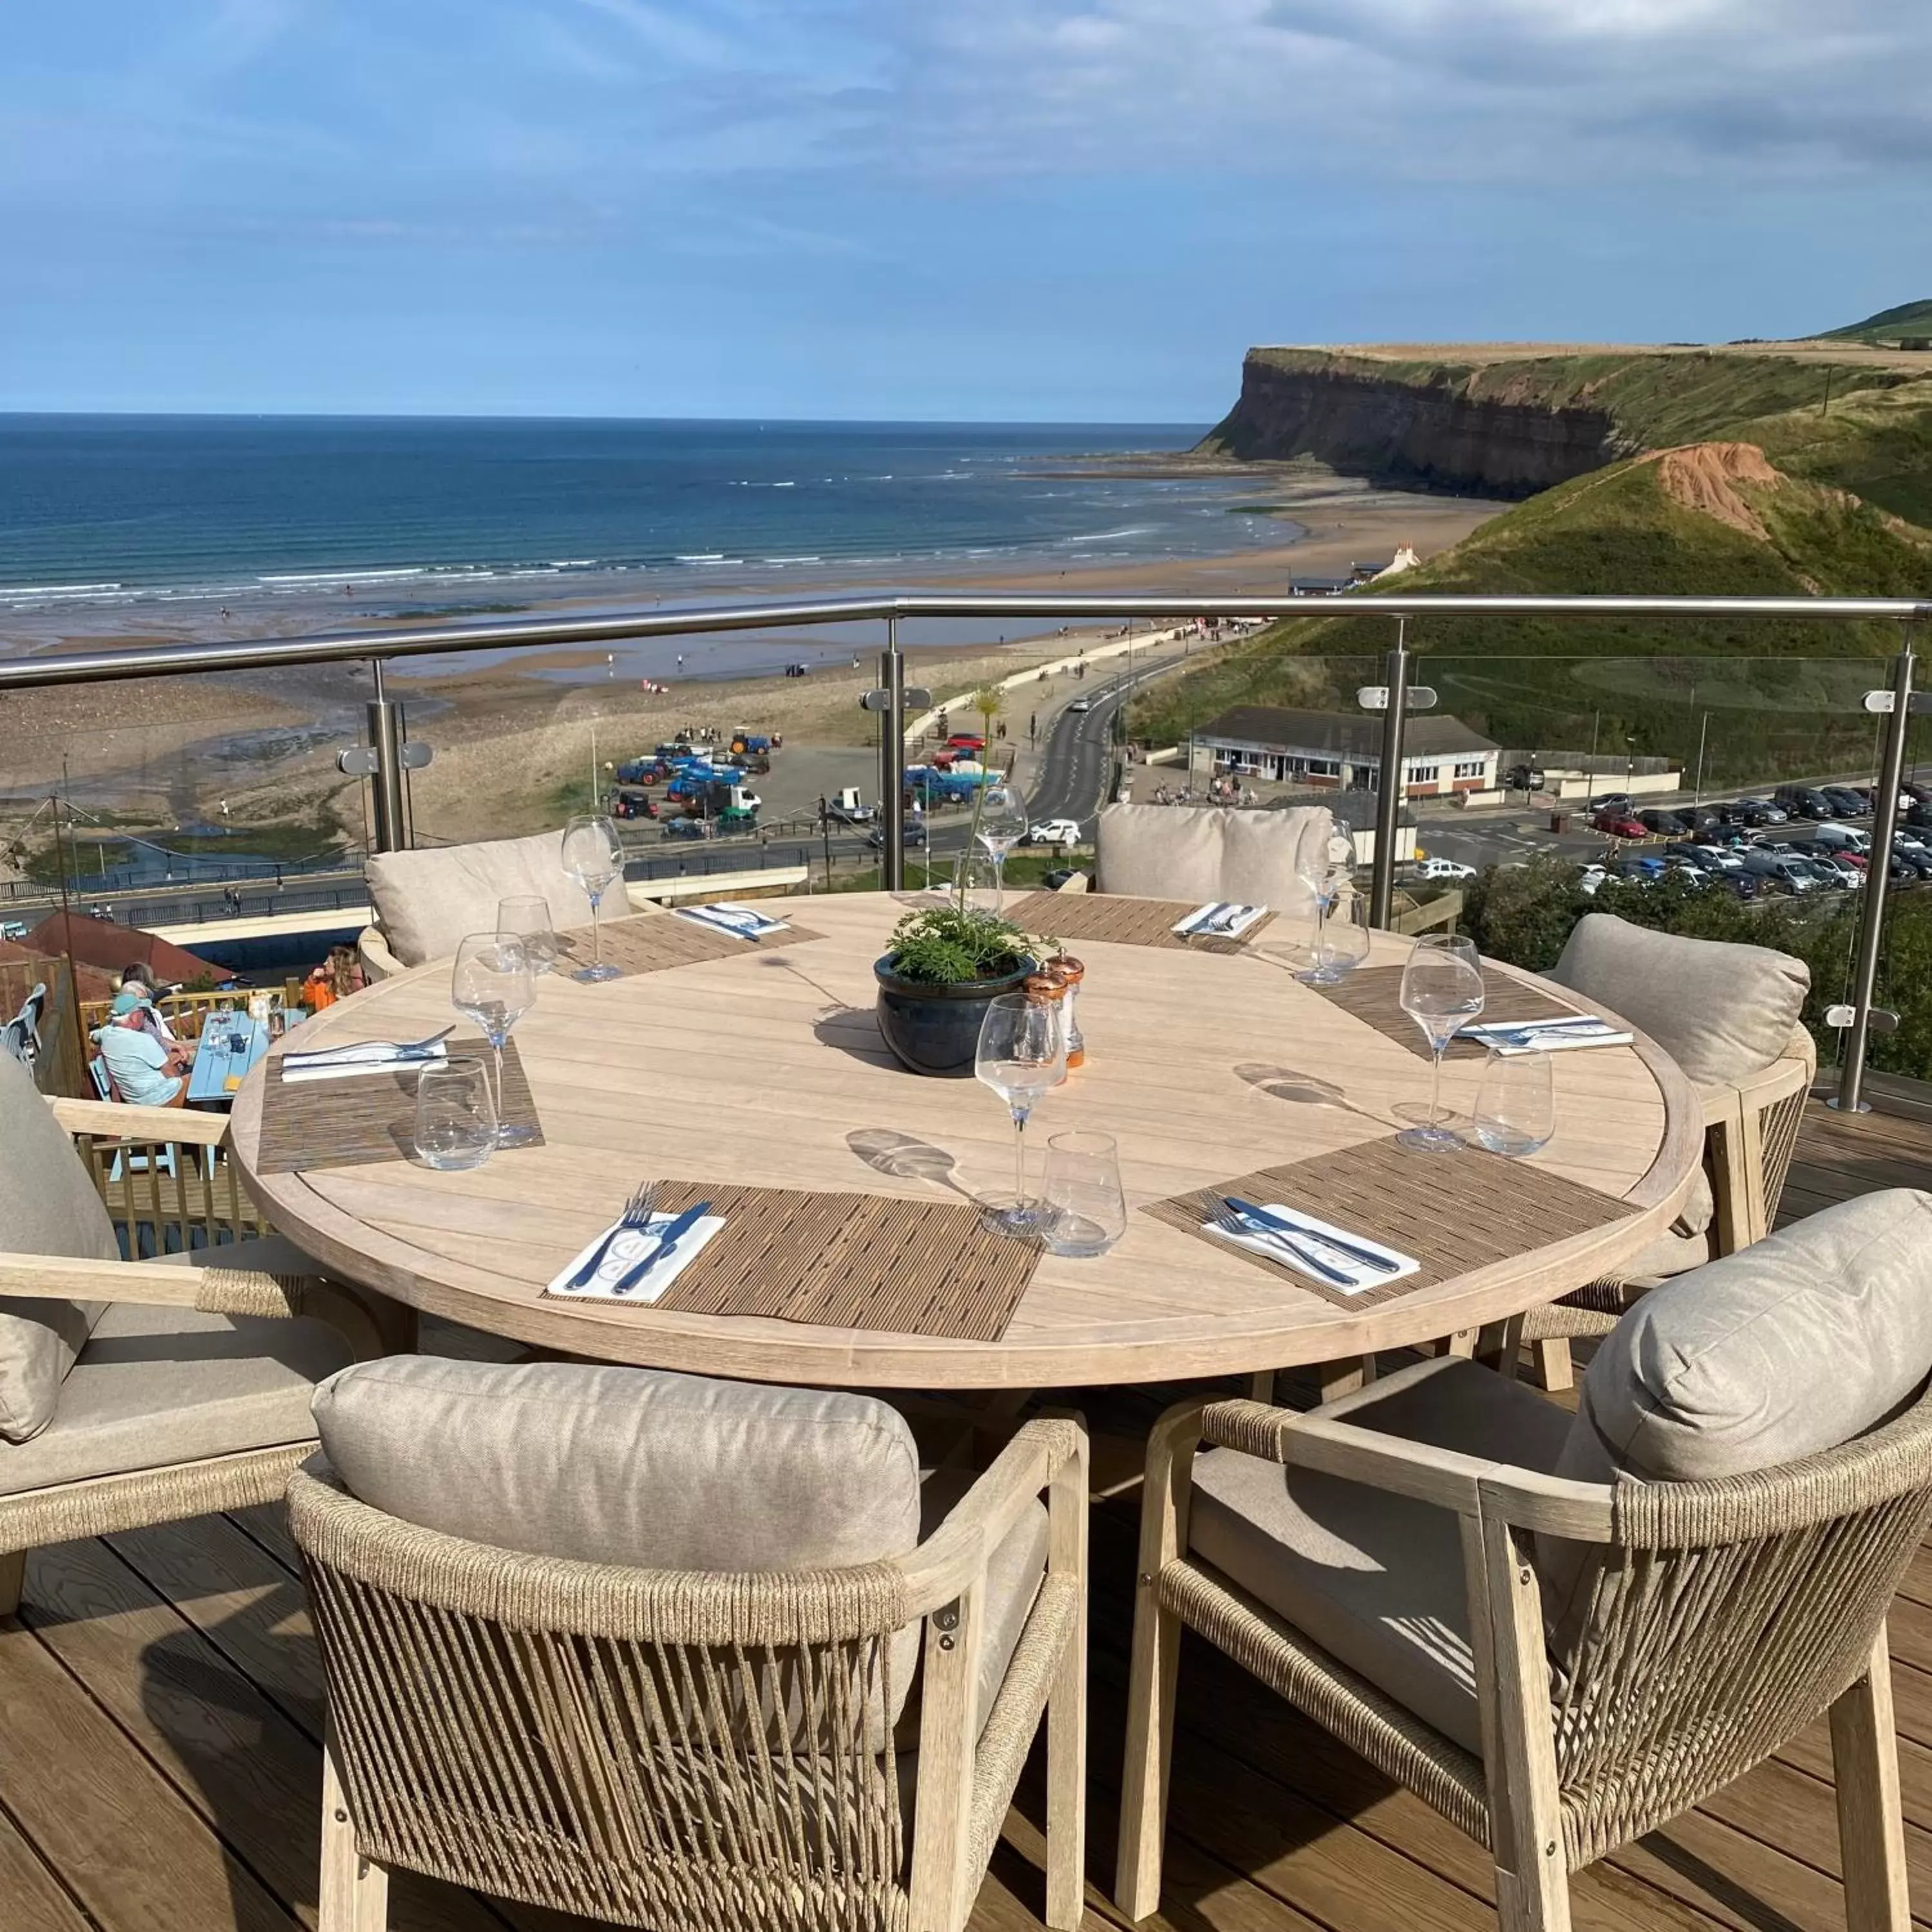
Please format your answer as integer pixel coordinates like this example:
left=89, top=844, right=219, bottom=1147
left=1560, top=1188, right=1932, bottom=1488
left=1547, top=913, right=1808, bottom=1087
left=365, top=830, right=600, bottom=969
left=0, top=1052, right=118, bottom=1443
left=1095, top=804, right=1333, bottom=915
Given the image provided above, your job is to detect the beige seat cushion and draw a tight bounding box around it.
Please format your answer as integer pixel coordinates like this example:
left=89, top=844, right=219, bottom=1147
left=0, top=1052, right=120, bottom=1444
left=366, top=829, right=599, bottom=969
left=0, top=1236, right=353, bottom=1496
left=1558, top=1188, right=1932, bottom=1490
left=1189, top=1361, right=1572, bottom=1754
left=1547, top=914, right=1808, bottom=1088
left=1094, top=804, right=1332, bottom=918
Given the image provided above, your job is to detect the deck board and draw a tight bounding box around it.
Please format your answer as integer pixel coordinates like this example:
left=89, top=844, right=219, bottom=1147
left=5, top=1098, right=1931, bottom=1932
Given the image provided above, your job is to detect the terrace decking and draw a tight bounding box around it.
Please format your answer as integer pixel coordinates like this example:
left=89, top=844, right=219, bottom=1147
left=5, top=1098, right=1929, bottom=1932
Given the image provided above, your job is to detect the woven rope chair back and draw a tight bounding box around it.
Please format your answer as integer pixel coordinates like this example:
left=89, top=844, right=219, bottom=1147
left=1756, top=1083, right=1810, bottom=1226
left=1546, top=1381, right=1932, bottom=1865
left=290, top=1470, right=915, bottom=1932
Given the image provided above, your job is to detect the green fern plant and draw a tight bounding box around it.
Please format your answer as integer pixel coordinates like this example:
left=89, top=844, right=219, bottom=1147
left=884, top=904, right=1032, bottom=985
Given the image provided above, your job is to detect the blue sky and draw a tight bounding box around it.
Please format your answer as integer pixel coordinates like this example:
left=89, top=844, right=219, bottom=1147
left=5, top=1, right=1927, bottom=420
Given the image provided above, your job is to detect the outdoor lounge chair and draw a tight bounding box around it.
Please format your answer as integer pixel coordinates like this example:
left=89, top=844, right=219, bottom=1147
left=0, top=1049, right=383, bottom=1617
left=292, top=1357, right=1089, bottom=1932
left=1056, top=802, right=1334, bottom=916
left=1524, top=913, right=1815, bottom=1387
left=1116, top=1188, right=1932, bottom=1932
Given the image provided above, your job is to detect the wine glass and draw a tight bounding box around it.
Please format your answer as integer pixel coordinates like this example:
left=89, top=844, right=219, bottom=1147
left=1470, top=1046, right=1557, bottom=1157
left=560, top=814, right=625, bottom=983
left=974, top=991, right=1066, bottom=1236
left=975, top=781, right=1029, bottom=913
left=451, top=933, right=538, bottom=1147
left=413, top=1057, right=497, bottom=1170
left=497, top=895, right=560, bottom=976
left=1394, top=934, right=1484, bottom=1151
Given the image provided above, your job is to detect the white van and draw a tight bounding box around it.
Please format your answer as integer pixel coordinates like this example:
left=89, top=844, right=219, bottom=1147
left=1815, top=822, right=1871, bottom=853
left=1740, top=849, right=1820, bottom=891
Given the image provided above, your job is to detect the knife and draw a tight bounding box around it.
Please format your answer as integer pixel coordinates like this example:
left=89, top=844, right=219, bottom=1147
left=1179, top=902, right=1227, bottom=936
left=1214, top=1211, right=1354, bottom=1285
left=1224, top=1198, right=1396, bottom=1274
left=611, top=1201, right=713, bottom=1296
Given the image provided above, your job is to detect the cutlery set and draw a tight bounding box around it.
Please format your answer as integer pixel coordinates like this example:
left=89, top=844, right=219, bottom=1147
left=1208, top=1195, right=1413, bottom=1289
left=1175, top=902, right=1265, bottom=938
left=565, top=1181, right=716, bottom=1297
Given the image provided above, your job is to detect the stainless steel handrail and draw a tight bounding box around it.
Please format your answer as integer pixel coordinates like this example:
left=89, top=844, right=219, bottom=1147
left=6, top=587, right=1926, bottom=1103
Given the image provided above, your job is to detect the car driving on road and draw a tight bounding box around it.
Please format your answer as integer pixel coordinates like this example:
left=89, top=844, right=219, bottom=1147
left=1027, top=819, right=1084, bottom=848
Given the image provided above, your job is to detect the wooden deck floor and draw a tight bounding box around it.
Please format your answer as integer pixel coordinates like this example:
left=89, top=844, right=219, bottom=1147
left=5, top=1099, right=1931, bottom=1932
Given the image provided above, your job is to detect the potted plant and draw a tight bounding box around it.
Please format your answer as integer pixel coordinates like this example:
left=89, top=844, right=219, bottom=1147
left=874, top=902, right=1036, bottom=1075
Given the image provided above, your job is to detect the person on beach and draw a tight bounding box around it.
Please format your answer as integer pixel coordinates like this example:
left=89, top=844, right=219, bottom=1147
left=95, top=991, right=194, bottom=1107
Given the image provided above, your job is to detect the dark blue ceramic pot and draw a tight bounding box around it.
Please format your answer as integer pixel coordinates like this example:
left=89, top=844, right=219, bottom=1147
left=873, top=954, right=1037, bottom=1077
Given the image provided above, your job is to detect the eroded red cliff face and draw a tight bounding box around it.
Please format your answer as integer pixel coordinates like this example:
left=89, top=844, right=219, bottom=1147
left=1202, top=353, right=1638, bottom=497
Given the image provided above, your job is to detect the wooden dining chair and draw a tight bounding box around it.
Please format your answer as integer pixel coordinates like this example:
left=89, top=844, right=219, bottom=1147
left=0, top=1052, right=384, bottom=1617
left=291, top=1358, right=1089, bottom=1932
left=1117, top=1188, right=1932, bottom=1932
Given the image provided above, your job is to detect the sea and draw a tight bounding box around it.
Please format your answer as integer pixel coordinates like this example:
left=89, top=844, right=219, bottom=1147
left=0, top=416, right=1297, bottom=639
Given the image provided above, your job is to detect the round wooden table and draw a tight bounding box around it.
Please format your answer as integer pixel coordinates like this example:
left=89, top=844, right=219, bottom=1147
left=231, top=893, right=1703, bottom=1390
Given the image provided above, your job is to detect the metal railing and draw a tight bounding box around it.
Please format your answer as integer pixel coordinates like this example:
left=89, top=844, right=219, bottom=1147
left=5, top=588, right=1927, bottom=1105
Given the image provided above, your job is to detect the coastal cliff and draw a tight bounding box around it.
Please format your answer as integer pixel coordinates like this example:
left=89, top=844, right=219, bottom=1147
left=1199, top=345, right=1914, bottom=498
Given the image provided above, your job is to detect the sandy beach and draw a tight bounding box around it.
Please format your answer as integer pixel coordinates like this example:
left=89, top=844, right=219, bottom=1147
left=0, top=476, right=1498, bottom=860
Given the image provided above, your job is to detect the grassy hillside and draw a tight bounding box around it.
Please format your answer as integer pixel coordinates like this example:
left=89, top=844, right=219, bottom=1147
left=1821, top=300, right=1932, bottom=345
left=1203, top=346, right=1909, bottom=457
left=1133, top=446, right=1932, bottom=791
left=1734, top=376, right=1932, bottom=526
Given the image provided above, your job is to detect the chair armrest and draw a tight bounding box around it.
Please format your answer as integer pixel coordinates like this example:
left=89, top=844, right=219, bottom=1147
left=48, top=1095, right=232, bottom=1146
left=1199, top=1358, right=1614, bottom=1539
left=355, top=925, right=404, bottom=981
left=897, top=1415, right=1084, bottom=1615
left=0, top=1249, right=387, bottom=1362
left=1518, top=1302, right=1620, bottom=1345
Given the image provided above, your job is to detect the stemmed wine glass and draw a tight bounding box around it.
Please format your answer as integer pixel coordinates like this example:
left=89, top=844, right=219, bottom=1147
left=974, top=991, right=1066, bottom=1236
left=451, top=933, right=538, bottom=1147
left=975, top=781, right=1028, bottom=913
left=1394, top=934, right=1484, bottom=1151
left=496, top=895, right=560, bottom=976
left=560, top=815, right=625, bottom=984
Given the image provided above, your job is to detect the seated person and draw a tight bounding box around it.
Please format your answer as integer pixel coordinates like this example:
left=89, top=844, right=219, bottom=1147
left=118, top=962, right=178, bottom=1041
left=95, top=990, right=194, bottom=1106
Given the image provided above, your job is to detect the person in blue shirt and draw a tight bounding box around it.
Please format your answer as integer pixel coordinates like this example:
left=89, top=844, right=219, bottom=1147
left=95, top=991, right=194, bottom=1107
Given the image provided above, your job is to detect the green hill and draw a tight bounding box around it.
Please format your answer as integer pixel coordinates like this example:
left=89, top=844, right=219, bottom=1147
left=1820, top=300, right=1932, bottom=345
left=1133, top=440, right=1932, bottom=791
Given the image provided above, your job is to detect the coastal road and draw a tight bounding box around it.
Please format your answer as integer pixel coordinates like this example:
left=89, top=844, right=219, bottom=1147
left=1021, top=649, right=1193, bottom=833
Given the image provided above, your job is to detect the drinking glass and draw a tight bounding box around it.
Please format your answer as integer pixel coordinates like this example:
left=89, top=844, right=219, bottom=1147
left=1394, top=934, right=1484, bottom=1151
left=561, top=814, right=625, bottom=983
left=974, top=991, right=1066, bottom=1236
left=451, top=933, right=538, bottom=1148
left=413, top=1057, right=497, bottom=1171
left=975, top=781, right=1029, bottom=913
left=1470, top=1046, right=1557, bottom=1157
left=497, top=895, right=561, bottom=975
left=1303, top=875, right=1370, bottom=983
left=951, top=847, right=994, bottom=902
left=1041, top=1131, right=1128, bottom=1257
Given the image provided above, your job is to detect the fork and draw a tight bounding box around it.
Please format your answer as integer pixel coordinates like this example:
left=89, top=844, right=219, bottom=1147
left=285, top=1025, right=457, bottom=1063
left=568, top=1180, right=662, bottom=1289
left=1209, top=1209, right=1354, bottom=1286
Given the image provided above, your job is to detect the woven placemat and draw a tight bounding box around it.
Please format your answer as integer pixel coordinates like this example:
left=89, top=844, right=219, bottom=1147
left=1307, top=962, right=1583, bottom=1060
left=554, top=911, right=825, bottom=978
left=256, top=1041, right=542, bottom=1174
left=1144, top=1135, right=1636, bottom=1311
left=1001, top=891, right=1280, bottom=954
left=542, top=1181, right=1041, bottom=1341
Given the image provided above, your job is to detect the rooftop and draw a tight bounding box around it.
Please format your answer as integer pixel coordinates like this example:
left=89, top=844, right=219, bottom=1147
left=1199, top=703, right=1501, bottom=759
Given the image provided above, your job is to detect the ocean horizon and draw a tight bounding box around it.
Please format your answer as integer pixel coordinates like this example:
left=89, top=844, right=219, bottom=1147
left=0, top=415, right=1298, bottom=630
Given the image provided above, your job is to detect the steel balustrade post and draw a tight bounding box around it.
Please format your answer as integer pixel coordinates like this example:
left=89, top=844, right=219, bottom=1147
left=365, top=660, right=409, bottom=854
left=1368, top=625, right=1410, bottom=929
left=879, top=617, right=907, bottom=891
left=1837, top=639, right=1917, bottom=1113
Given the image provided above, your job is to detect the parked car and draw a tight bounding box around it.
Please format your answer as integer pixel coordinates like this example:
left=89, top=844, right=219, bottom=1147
left=1414, top=857, right=1477, bottom=881
left=1591, top=811, right=1649, bottom=838
left=1729, top=797, right=1788, bottom=825
left=1577, top=863, right=1607, bottom=896
left=1819, top=786, right=1870, bottom=819
left=945, top=733, right=987, bottom=752
left=1776, top=786, right=1836, bottom=821
left=1687, top=843, right=1746, bottom=872
left=1814, top=822, right=1871, bottom=853
left=1042, top=866, right=1080, bottom=891
left=1637, top=809, right=1691, bottom=837
left=1739, top=849, right=1821, bottom=892
left=1591, top=792, right=1634, bottom=813
left=1028, top=819, right=1084, bottom=848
